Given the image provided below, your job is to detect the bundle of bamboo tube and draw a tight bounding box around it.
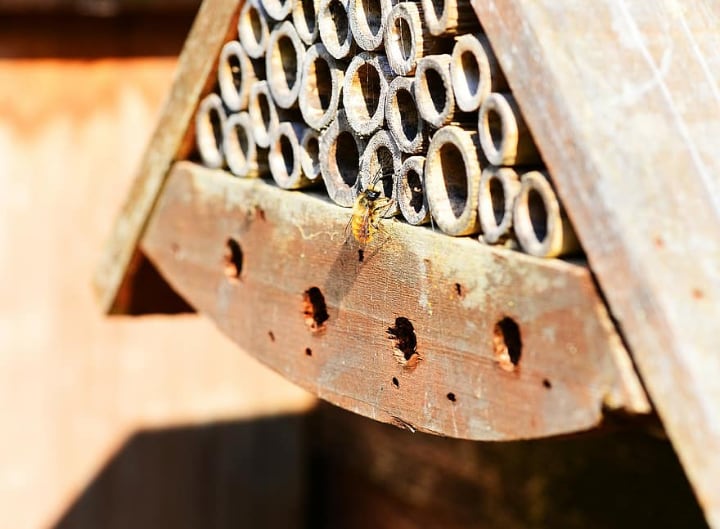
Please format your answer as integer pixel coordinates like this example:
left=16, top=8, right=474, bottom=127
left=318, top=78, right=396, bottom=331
left=192, top=0, right=581, bottom=258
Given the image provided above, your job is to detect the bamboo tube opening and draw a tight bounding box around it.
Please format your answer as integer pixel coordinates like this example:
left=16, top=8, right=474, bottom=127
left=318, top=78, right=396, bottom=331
left=224, top=112, right=265, bottom=177
left=450, top=34, right=507, bottom=112
left=261, top=0, right=293, bottom=21
left=319, top=110, right=365, bottom=206
left=385, top=76, right=425, bottom=154
left=396, top=155, right=430, bottom=225
left=299, top=43, right=343, bottom=130
left=269, top=122, right=315, bottom=189
left=384, top=2, right=421, bottom=76
left=293, top=0, right=319, bottom=44
left=478, top=93, right=542, bottom=166
left=249, top=81, right=280, bottom=149
left=425, top=125, right=481, bottom=235
left=349, top=0, right=389, bottom=51
left=218, top=41, right=255, bottom=112
left=415, top=54, right=455, bottom=128
left=239, top=0, right=270, bottom=59
left=478, top=166, right=520, bottom=244
left=266, top=22, right=306, bottom=109
left=513, top=171, right=580, bottom=257
left=195, top=93, right=227, bottom=169
left=343, top=52, right=391, bottom=136
left=300, top=127, right=321, bottom=180
left=359, top=129, right=401, bottom=216
left=318, top=0, right=354, bottom=59
left=421, top=0, right=476, bottom=36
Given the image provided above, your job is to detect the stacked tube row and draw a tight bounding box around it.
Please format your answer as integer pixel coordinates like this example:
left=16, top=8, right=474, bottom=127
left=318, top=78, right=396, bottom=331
left=193, top=0, right=580, bottom=258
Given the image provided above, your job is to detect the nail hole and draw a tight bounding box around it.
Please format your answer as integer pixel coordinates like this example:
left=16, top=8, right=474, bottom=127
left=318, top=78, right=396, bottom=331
left=305, top=347, right=313, bottom=356
left=303, top=287, right=330, bottom=333
left=392, top=377, right=399, bottom=388
left=268, top=331, right=275, bottom=342
left=446, top=392, right=456, bottom=402
left=493, top=317, right=522, bottom=372
left=542, top=378, right=552, bottom=389
left=454, top=282, right=463, bottom=297
left=387, top=317, right=419, bottom=368
left=358, top=249, right=365, bottom=262
left=224, top=238, right=244, bottom=281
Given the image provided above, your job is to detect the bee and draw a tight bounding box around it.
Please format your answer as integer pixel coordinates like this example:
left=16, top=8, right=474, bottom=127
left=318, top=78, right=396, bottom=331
left=350, top=169, right=395, bottom=246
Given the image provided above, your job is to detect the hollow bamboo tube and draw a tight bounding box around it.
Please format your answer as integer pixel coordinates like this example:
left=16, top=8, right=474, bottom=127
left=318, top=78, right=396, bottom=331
left=260, top=0, right=293, bottom=21
left=349, top=0, right=391, bottom=51
left=319, top=110, right=367, bottom=206
left=318, top=0, right=355, bottom=59
left=224, top=112, right=267, bottom=177
left=268, top=121, right=317, bottom=189
left=300, top=127, right=322, bottom=181
left=414, top=54, right=459, bottom=128
left=217, top=41, right=256, bottom=112
left=513, top=171, right=580, bottom=257
left=266, top=22, right=306, bottom=109
left=478, top=92, right=542, bottom=166
left=238, top=0, right=270, bottom=59
left=424, top=125, right=483, bottom=235
left=396, top=155, right=431, bottom=225
left=298, top=43, right=344, bottom=130
left=421, top=0, right=478, bottom=36
left=450, top=33, right=508, bottom=113
left=293, top=0, right=319, bottom=45
left=477, top=166, right=520, bottom=244
left=385, top=76, right=426, bottom=154
left=195, top=93, right=227, bottom=169
left=343, top=52, right=394, bottom=136
left=358, top=129, right=401, bottom=216
left=248, top=81, right=280, bottom=149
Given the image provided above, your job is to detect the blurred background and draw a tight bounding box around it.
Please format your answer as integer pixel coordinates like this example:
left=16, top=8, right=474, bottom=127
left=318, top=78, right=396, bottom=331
left=0, top=2, right=711, bottom=528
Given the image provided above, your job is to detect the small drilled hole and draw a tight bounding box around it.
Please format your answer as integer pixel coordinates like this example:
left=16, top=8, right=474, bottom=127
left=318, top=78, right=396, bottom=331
left=387, top=317, right=419, bottom=368
left=543, top=379, right=552, bottom=389
left=305, top=347, right=313, bottom=356
left=268, top=331, right=275, bottom=342
left=392, top=377, right=399, bottom=388
left=303, top=287, right=330, bottom=332
left=454, top=283, right=463, bottom=297
left=493, top=317, right=522, bottom=372
left=224, top=238, right=243, bottom=280
left=358, top=249, right=365, bottom=262
left=446, top=392, right=456, bottom=402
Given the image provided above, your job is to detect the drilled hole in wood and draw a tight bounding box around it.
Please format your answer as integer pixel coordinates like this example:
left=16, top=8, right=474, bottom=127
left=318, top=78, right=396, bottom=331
left=303, top=287, right=329, bottom=332
left=454, top=282, right=463, bottom=297
left=493, top=317, right=522, bottom=372
left=447, top=392, right=456, bottom=402
left=224, top=238, right=243, bottom=281
left=305, top=347, right=313, bottom=356
left=392, top=377, right=399, bottom=388
left=358, top=249, right=365, bottom=262
left=387, top=317, right=419, bottom=368
left=268, top=331, right=276, bottom=342
left=543, top=378, right=552, bottom=389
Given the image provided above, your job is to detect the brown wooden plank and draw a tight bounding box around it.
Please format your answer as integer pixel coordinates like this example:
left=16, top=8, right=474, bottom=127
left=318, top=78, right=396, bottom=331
left=471, top=0, right=720, bottom=525
left=93, top=0, right=240, bottom=313
left=141, top=161, right=650, bottom=440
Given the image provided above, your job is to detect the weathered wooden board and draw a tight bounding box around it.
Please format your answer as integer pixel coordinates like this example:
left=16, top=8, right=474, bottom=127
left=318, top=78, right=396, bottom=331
left=141, top=161, right=649, bottom=440
left=93, top=0, right=239, bottom=313
left=472, top=0, right=720, bottom=525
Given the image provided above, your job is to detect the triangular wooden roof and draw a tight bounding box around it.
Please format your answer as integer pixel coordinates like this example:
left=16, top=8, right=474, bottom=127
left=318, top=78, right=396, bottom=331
left=95, top=0, right=720, bottom=525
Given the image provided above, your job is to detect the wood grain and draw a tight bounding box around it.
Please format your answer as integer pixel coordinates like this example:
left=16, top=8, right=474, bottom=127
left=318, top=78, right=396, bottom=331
left=141, top=161, right=650, bottom=441
left=472, top=0, right=720, bottom=525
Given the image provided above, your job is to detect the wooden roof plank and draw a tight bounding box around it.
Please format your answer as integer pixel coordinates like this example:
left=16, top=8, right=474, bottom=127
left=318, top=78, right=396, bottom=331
left=472, top=0, right=720, bottom=525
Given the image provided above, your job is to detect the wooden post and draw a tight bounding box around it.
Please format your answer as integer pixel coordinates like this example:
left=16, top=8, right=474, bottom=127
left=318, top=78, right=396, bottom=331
left=298, top=43, right=344, bottom=130
left=195, top=93, right=227, bottom=170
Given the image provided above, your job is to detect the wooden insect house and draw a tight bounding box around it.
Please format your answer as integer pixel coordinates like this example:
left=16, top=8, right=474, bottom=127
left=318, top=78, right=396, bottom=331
left=96, top=0, right=720, bottom=526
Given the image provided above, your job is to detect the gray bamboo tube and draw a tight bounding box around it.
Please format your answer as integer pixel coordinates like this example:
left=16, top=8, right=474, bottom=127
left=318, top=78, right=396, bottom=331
left=293, top=0, right=319, bottom=45
left=238, top=0, right=270, bottom=59
left=260, top=0, right=293, bottom=21
left=300, top=127, right=322, bottom=181
left=478, top=92, right=542, bottom=166
left=421, top=0, right=477, bottom=36
left=217, top=41, right=256, bottom=112
left=195, top=93, right=227, bottom=169
left=414, top=54, right=458, bottom=128
left=269, top=122, right=316, bottom=188
left=318, top=0, right=355, bottom=59
left=450, top=33, right=508, bottom=113
left=513, top=171, right=580, bottom=257
left=319, top=110, right=366, bottom=206
left=396, top=155, right=431, bottom=225
left=424, top=125, right=482, bottom=235
left=385, top=76, right=425, bottom=154
left=298, top=43, right=344, bottom=130
left=224, top=112, right=267, bottom=177
left=349, top=0, right=391, bottom=51
left=477, top=166, right=520, bottom=244
left=343, top=52, right=393, bottom=136
left=248, top=81, right=280, bottom=149
left=266, top=22, right=306, bottom=109
left=358, top=129, right=401, bottom=216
